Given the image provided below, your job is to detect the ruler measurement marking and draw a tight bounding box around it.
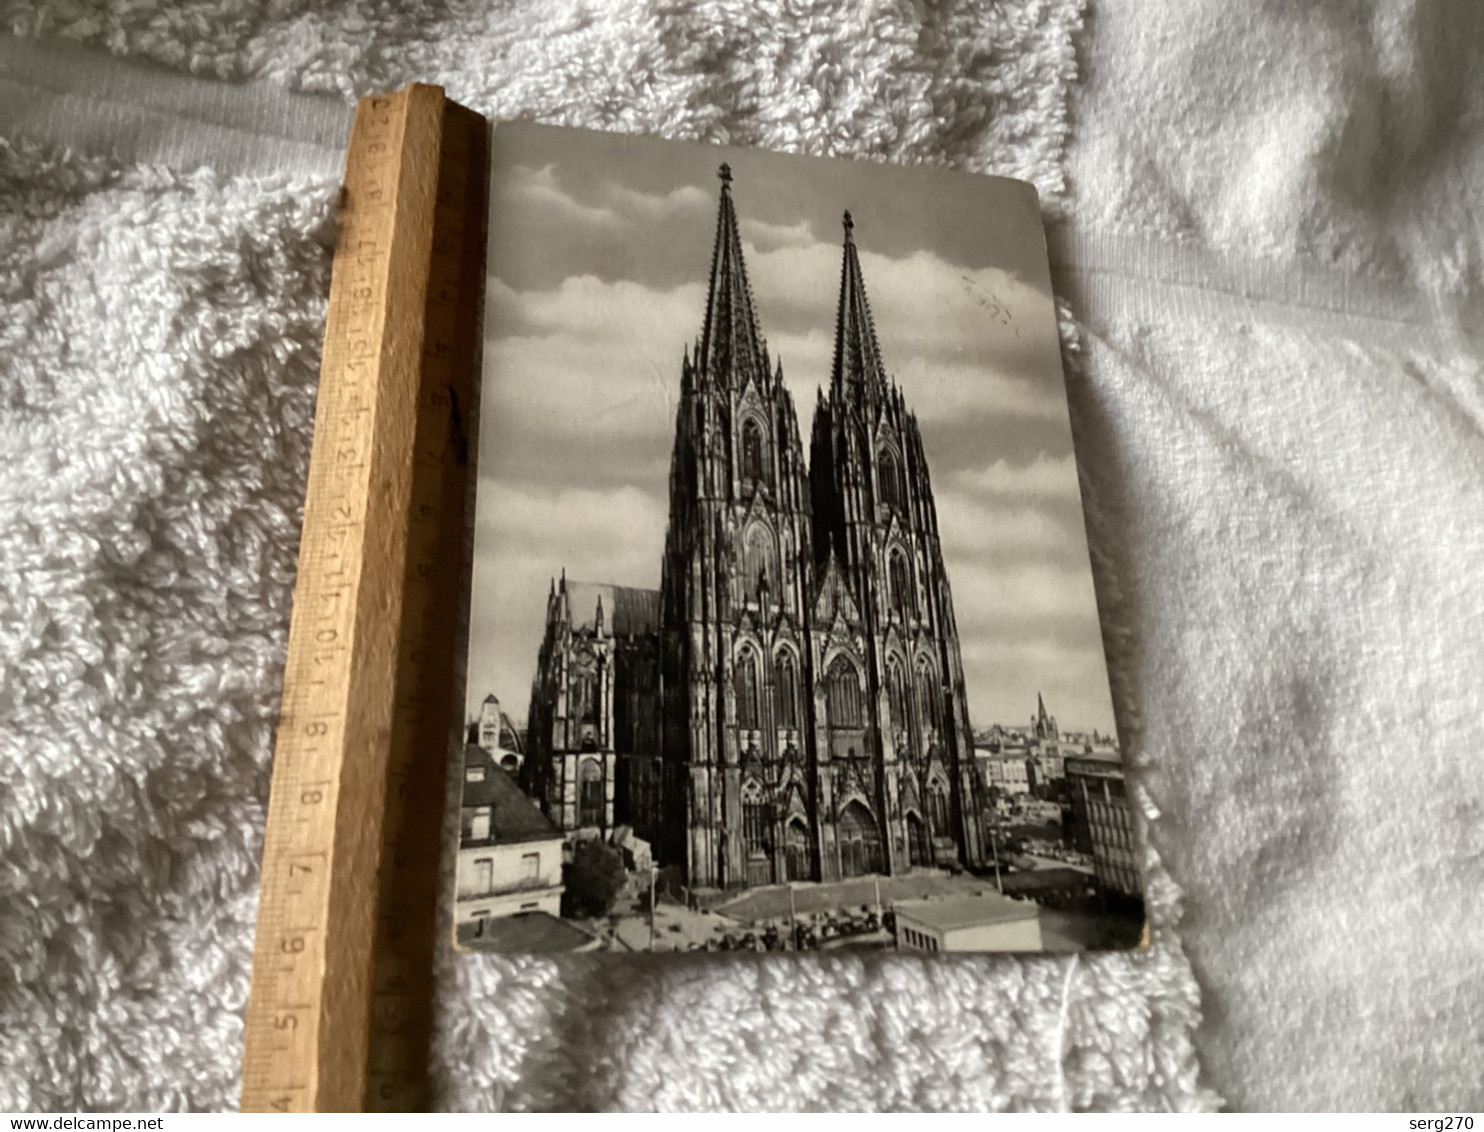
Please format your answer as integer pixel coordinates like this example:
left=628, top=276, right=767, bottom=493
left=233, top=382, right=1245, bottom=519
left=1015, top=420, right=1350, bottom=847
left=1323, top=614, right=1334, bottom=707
left=359, top=101, right=486, bottom=1115
left=241, top=87, right=482, bottom=1113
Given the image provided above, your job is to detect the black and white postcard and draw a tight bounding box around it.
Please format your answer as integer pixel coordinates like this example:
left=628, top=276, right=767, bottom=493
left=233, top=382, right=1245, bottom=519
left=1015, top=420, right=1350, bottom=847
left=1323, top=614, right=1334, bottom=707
left=455, top=122, right=1143, bottom=955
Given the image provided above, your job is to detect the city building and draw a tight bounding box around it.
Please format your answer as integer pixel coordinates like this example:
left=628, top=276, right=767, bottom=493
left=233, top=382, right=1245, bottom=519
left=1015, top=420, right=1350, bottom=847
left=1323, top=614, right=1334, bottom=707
left=983, top=751, right=1032, bottom=795
left=472, top=692, right=524, bottom=776
left=1034, top=750, right=1065, bottom=784
left=893, top=893, right=1043, bottom=952
left=978, top=695, right=1089, bottom=799
left=1065, top=753, right=1141, bottom=898
left=456, top=746, right=566, bottom=930
left=524, top=168, right=990, bottom=892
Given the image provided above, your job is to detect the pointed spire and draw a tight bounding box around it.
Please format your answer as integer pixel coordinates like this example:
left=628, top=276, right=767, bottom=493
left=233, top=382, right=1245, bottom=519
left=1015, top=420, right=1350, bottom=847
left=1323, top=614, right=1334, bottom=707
left=830, top=210, right=888, bottom=406
left=697, top=164, right=766, bottom=389
left=595, top=593, right=606, bottom=635
left=555, top=569, right=570, bottom=629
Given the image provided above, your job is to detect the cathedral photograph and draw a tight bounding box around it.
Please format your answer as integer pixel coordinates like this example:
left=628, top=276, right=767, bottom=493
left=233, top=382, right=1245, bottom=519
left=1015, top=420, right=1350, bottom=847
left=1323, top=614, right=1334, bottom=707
left=454, top=123, right=1144, bottom=955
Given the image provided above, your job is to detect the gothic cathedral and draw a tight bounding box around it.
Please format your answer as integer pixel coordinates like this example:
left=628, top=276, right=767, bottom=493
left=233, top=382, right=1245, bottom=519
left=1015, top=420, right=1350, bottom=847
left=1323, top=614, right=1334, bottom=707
left=524, top=166, right=988, bottom=892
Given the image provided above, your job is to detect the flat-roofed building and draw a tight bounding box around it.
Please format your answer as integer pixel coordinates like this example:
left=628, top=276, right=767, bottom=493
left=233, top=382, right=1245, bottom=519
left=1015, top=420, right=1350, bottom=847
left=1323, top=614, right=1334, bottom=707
left=893, top=893, right=1043, bottom=953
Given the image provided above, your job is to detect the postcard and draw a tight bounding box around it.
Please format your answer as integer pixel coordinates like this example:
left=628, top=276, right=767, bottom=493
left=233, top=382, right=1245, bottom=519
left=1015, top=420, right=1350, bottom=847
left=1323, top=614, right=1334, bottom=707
left=454, top=122, right=1142, bottom=955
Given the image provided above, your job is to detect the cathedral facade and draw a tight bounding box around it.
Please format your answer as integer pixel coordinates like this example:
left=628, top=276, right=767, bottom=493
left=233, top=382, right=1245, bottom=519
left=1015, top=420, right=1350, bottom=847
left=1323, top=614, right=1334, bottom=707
left=523, top=167, right=988, bottom=891
left=522, top=580, right=661, bottom=835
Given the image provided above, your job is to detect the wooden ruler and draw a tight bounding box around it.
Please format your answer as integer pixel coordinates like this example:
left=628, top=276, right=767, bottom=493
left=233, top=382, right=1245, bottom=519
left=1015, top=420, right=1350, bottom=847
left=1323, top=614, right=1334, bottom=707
left=240, top=85, right=487, bottom=1113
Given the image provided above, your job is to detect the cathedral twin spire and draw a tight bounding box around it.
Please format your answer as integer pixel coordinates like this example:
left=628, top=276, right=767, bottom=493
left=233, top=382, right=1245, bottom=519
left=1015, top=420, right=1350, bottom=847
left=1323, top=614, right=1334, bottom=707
left=695, top=163, right=770, bottom=389
left=832, top=209, right=889, bottom=406
left=697, top=165, right=887, bottom=408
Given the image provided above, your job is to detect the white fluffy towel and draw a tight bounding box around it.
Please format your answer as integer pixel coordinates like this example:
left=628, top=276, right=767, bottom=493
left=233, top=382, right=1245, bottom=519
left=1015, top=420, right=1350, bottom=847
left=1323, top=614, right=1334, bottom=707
left=1, top=0, right=1480, bottom=1113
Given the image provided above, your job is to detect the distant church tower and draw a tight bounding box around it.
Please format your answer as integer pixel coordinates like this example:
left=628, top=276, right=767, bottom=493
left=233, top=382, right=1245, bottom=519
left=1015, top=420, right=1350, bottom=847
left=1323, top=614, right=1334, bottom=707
left=524, top=575, right=620, bottom=834
left=808, top=211, right=987, bottom=875
left=657, top=165, right=817, bottom=890
left=1034, top=692, right=1059, bottom=741
left=525, top=576, right=662, bottom=836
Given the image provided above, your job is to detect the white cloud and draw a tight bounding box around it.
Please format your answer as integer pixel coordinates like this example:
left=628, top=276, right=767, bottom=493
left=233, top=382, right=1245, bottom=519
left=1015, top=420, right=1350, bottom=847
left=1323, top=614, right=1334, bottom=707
left=609, top=182, right=711, bottom=222
left=889, top=355, right=1068, bottom=423
left=948, top=558, right=1103, bottom=629
left=768, top=328, right=833, bottom=398
left=502, top=164, right=621, bottom=231
left=761, top=328, right=1065, bottom=425
left=952, top=453, right=1084, bottom=502
left=470, top=170, right=1108, bottom=731
left=961, top=637, right=1118, bottom=734
left=740, top=216, right=816, bottom=252
left=484, top=232, right=1068, bottom=440
left=499, top=164, right=710, bottom=234
left=465, top=481, right=669, bottom=721
left=478, top=481, right=667, bottom=559
left=934, top=489, right=1089, bottom=560
left=750, top=241, right=1061, bottom=371
left=483, top=276, right=703, bottom=441
left=944, top=554, right=1116, bottom=730
left=488, top=274, right=703, bottom=343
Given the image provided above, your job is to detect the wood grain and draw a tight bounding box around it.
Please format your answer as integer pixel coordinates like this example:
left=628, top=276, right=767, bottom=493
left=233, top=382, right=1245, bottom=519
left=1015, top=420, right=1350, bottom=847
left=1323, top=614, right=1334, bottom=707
left=239, top=85, right=486, bottom=1113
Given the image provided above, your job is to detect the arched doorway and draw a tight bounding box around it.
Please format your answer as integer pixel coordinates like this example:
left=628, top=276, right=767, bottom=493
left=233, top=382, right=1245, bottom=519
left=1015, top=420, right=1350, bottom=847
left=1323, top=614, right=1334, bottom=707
left=838, top=801, right=882, bottom=878
left=578, top=758, right=604, bottom=828
left=927, top=779, right=951, bottom=838
left=907, top=811, right=931, bottom=867
left=785, top=818, right=810, bottom=881
left=742, top=780, right=774, bottom=888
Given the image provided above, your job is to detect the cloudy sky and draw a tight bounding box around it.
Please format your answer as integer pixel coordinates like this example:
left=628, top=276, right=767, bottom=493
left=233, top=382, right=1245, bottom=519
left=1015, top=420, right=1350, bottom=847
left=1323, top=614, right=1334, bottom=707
left=466, top=122, right=1117, bottom=737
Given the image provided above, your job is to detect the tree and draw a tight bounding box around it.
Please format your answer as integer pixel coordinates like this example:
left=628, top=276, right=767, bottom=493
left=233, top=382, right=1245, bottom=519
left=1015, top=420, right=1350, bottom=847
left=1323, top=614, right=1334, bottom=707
left=561, top=838, right=627, bottom=919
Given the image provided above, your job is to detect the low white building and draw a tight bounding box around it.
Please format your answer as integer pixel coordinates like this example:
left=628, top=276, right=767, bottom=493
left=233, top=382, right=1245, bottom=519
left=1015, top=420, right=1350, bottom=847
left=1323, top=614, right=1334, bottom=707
left=978, top=749, right=1032, bottom=795
left=457, top=746, right=565, bottom=930
left=894, top=893, right=1043, bottom=953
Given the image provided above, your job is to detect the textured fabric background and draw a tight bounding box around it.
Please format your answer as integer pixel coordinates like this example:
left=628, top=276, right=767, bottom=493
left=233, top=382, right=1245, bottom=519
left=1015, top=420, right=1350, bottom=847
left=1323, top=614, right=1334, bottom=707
left=0, top=143, right=336, bottom=1109
left=1059, top=2, right=1484, bottom=1110
left=1, top=0, right=1480, bottom=1113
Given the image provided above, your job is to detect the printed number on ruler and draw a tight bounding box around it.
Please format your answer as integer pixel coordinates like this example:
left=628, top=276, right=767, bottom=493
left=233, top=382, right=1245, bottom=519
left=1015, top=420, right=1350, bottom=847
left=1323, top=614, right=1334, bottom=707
left=246, top=94, right=401, bottom=1112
